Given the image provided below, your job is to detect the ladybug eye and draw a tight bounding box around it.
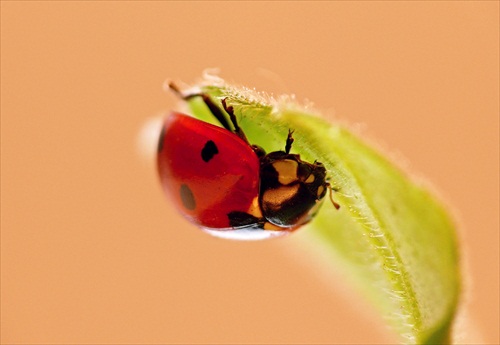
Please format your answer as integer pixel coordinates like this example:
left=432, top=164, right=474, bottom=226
left=317, top=185, right=326, bottom=198
left=305, top=174, right=315, bottom=183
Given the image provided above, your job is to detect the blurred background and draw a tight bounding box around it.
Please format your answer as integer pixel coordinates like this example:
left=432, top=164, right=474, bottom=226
left=1, top=2, right=498, bottom=344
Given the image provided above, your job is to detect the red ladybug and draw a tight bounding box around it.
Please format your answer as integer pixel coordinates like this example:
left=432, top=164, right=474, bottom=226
left=157, top=84, right=338, bottom=240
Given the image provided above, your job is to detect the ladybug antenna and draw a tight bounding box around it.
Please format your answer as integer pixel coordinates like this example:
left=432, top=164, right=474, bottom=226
left=285, top=129, right=295, bottom=154
left=326, top=182, right=341, bottom=210
left=168, top=82, right=233, bottom=132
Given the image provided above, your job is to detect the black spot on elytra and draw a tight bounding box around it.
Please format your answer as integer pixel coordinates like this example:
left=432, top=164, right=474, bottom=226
left=201, top=140, right=219, bottom=162
left=157, top=126, right=166, bottom=153
left=179, top=184, right=196, bottom=210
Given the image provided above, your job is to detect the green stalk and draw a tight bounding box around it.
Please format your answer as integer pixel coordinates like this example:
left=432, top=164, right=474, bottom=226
left=184, top=79, right=461, bottom=344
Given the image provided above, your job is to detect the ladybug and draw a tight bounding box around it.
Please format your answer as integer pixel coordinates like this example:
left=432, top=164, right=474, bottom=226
left=157, top=83, right=339, bottom=240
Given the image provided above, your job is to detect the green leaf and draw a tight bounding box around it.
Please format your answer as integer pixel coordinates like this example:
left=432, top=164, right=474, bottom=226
left=183, top=80, right=461, bottom=344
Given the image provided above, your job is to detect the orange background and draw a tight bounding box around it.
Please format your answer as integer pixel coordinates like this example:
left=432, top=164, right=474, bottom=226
left=1, top=2, right=498, bottom=344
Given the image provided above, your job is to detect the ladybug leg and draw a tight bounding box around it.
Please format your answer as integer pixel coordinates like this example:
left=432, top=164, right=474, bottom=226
left=221, top=99, right=266, bottom=157
left=285, top=129, right=295, bottom=154
left=228, top=211, right=266, bottom=229
left=168, top=82, right=233, bottom=132
left=221, top=98, right=251, bottom=144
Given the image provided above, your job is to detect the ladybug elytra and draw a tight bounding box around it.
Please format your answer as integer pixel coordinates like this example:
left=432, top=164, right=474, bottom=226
left=157, top=83, right=339, bottom=240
